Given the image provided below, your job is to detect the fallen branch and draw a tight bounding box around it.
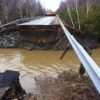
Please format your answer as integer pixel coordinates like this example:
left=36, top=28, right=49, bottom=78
left=60, top=43, right=70, bottom=60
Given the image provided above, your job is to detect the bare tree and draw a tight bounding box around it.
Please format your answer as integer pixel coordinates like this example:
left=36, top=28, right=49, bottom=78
left=0, top=0, right=45, bottom=23
left=17, top=0, right=23, bottom=18
left=74, top=0, right=80, bottom=29
left=1, top=0, right=11, bottom=22
left=86, top=0, right=96, bottom=17
left=25, top=0, right=29, bottom=18
left=59, top=1, right=75, bottom=28
left=28, top=0, right=37, bottom=17
left=66, top=5, right=75, bottom=28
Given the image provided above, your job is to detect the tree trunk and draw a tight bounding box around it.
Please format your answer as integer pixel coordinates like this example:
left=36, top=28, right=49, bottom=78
left=75, top=0, right=80, bottom=30
left=66, top=5, right=75, bottom=28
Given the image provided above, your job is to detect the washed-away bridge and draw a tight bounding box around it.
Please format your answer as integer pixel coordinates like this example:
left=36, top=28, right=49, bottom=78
left=1, top=16, right=100, bottom=94
left=17, top=15, right=100, bottom=94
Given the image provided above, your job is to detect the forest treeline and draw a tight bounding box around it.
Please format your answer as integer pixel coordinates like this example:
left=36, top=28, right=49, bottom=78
left=0, top=0, right=45, bottom=24
left=58, top=0, right=100, bottom=37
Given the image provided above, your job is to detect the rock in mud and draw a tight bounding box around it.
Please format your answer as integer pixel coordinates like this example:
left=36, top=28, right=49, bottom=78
left=0, top=32, right=20, bottom=48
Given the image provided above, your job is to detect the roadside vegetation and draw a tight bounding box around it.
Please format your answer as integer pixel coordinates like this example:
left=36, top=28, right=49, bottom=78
left=59, top=0, right=100, bottom=37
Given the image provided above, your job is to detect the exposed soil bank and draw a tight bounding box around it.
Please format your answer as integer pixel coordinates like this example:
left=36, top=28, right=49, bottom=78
left=74, top=32, right=100, bottom=49
left=0, top=27, right=100, bottom=50
left=25, top=70, right=100, bottom=100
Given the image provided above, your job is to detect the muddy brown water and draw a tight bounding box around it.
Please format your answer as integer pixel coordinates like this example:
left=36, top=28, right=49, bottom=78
left=0, top=48, right=100, bottom=92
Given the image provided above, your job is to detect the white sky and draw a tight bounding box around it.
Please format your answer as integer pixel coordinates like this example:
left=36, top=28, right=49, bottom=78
left=39, top=0, right=64, bottom=11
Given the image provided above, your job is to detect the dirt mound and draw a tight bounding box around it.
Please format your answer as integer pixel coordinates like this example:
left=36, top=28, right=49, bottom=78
left=57, top=71, right=100, bottom=100
left=31, top=70, right=100, bottom=100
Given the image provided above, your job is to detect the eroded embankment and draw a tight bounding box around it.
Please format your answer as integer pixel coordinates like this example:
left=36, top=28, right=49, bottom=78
left=25, top=70, right=100, bottom=100
left=0, top=26, right=100, bottom=50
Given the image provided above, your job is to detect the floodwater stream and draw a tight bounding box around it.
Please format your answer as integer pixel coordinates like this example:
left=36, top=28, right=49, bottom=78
left=0, top=48, right=100, bottom=92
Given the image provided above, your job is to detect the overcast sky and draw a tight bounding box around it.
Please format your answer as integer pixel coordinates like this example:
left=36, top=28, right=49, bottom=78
left=39, top=0, right=64, bottom=11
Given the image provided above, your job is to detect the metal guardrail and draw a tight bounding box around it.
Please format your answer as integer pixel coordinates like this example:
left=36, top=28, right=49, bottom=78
left=59, top=18, right=100, bottom=94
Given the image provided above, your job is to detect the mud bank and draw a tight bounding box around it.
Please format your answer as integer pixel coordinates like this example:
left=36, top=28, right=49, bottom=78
left=25, top=70, right=100, bottom=100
